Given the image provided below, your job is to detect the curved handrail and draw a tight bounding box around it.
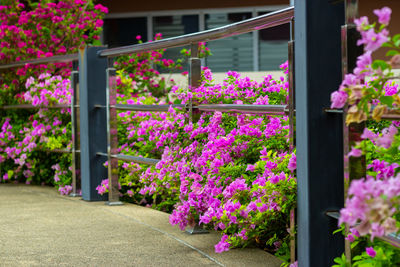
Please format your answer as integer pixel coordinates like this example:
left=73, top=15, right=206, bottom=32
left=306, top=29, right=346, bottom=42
left=99, top=6, right=294, bottom=57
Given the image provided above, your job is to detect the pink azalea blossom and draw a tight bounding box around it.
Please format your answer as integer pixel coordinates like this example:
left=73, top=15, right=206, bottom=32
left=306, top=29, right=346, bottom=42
left=373, top=7, right=391, bottom=25
left=330, top=91, right=348, bottom=109
left=365, top=247, right=376, bottom=257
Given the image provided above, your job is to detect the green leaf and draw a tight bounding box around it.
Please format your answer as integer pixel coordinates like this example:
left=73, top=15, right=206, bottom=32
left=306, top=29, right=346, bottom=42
left=92, top=40, right=102, bottom=46
left=392, top=33, right=400, bottom=44
left=379, top=95, right=394, bottom=107
left=372, top=60, right=389, bottom=71
left=386, top=50, right=399, bottom=57
left=333, top=227, right=343, bottom=235
left=381, top=42, right=393, bottom=48
left=350, top=240, right=359, bottom=249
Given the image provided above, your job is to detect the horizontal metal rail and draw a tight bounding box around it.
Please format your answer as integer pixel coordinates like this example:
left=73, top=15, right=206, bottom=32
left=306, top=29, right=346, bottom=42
left=99, top=6, right=294, bottom=57
left=325, top=211, right=400, bottom=247
left=194, top=104, right=289, bottom=115
left=379, top=232, right=400, bottom=248
left=43, top=149, right=80, bottom=154
left=0, top=53, right=79, bottom=70
left=96, top=103, right=289, bottom=115
left=97, top=152, right=160, bottom=165
left=325, top=108, right=400, bottom=120
left=0, top=104, right=74, bottom=109
left=113, top=104, right=186, bottom=111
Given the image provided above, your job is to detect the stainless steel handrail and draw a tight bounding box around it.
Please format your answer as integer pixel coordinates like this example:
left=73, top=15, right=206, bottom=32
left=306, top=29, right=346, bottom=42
left=43, top=149, right=81, bottom=153
left=0, top=104, right=71, bottom=109
left=114, top=104, right=186, bottom=111
left=325, top=108, right=400, bottom=120
left=95, top=103, right=288, bottom=115
left=326, top=211, right=400, bottom=247
left=114, top=154, right=160, bottom=165
left=0, top=53, right=79, bottom=70
left=99, top=6, right=294, bottom=57
left=97, top=152, right=160, bottom=165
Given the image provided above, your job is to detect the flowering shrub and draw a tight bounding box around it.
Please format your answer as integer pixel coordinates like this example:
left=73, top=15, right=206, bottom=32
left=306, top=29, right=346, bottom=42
left=330, top=6, right=400, bottom=266
left=0, top=74, right=73, bottom=188
left=0, top=0, right=107, bottom=186
left=95, top=60, right=296, bottom=260
left=1, top=0, right=296, bottom=262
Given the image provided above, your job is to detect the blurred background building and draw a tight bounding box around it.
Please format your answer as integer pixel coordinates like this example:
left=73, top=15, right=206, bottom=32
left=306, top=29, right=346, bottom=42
left=98, top=0, right=400, bottom=72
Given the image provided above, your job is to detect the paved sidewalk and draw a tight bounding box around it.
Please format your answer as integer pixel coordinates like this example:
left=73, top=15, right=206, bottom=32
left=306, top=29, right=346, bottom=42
left=0, top=184, right=282, bottom=267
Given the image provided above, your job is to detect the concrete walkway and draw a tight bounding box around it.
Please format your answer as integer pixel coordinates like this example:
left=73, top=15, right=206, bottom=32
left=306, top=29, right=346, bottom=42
left=0, top=184, right=282, bottom=267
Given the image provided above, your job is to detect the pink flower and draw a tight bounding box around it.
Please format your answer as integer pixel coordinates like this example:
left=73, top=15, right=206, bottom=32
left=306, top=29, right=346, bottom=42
left=94, top=4, right=109, bottom=13
left=365, top=247, right=376, bottom=257
left=354, top=51, right=372, bottom=79
left=358, top=29, right=388, bottom=52
left=341, top=74, right=360, bottom=87
left=361, top=128, right=378, bottom=140
left=376, top=125, right=397, bottom=149
left=345, top=233, right=355, bottom=242
left=95, top=19, right=103, bottom=28
left=373, top=7, right=391, bottom=25
left=288, top=153, right=296, bottom=172
left=246, top=164, right=255, bottom=172
left=330, top=91, right=348, bottom=109
left=127, top=190, right=134, bottom=197
left=354, top=16, right=369, bottom=32
left=215, top=234, right=230, bottom=253
left=348, top=148, right=362, bottom=157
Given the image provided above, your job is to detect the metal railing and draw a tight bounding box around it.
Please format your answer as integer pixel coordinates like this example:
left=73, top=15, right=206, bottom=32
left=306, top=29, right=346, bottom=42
left=98, top=2, right=400, bottom=260
left=0, top=53, right=81, bottom=197
left=0, top=2, right=399, bottom=263
left=97, top=5, right=296, bottom=262
left=99, top=7, right=294, bottom=57
left=323, top=0, right=400, bottom=260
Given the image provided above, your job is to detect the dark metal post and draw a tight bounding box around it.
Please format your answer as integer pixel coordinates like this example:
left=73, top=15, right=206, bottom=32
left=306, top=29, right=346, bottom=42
left=295, top=1, right=345, bottom=265
left=79, top=46, right=108, bottom=201
left=288, top=19, right=296, bottom=264
left=70, top=60, right=80, bottom=197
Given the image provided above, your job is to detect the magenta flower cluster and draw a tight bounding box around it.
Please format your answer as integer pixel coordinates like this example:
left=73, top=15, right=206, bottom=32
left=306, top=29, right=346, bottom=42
left=0, top=1, right=106, bottom=187
left=98, top=60, right=296, bottom=254
left=331, top=6, right=400, bottom=264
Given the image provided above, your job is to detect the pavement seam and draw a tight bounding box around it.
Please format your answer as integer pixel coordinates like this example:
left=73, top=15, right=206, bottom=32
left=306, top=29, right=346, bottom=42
left=101, top=208, right=225, bottom=267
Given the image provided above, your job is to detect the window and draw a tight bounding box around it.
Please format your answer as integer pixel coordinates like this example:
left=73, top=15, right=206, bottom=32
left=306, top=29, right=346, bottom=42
left=258, top=12, right=290, bottom=70
left=205, top=12, right=253, bottom=72
left=103, top=17, right=147, bottom=48
left=101, top=7, right=290, bottom=72
left=153, top=15, right=199, bottom=72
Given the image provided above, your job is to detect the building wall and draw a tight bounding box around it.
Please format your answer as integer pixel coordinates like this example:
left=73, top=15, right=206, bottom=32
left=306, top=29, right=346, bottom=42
left=98, top=0, right=289, bottom=13
left=99, top=1, right=400, bottom=62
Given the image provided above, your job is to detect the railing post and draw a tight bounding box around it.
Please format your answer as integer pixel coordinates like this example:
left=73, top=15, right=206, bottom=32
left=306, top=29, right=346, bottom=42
left=79, top=46, right=108, bottom=201
left=70, top=60, right=80, bottom=197
left=342, top=0, right=364, bottom=262
left=106, top=60, right=122, bottom=205
left=295, top=0, right=345, bottom=265
left=186, top=43, right=207, bottom=234
left=288, top=18, right=296, bottom=264
left=188, top=43, right=201, bottom=122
